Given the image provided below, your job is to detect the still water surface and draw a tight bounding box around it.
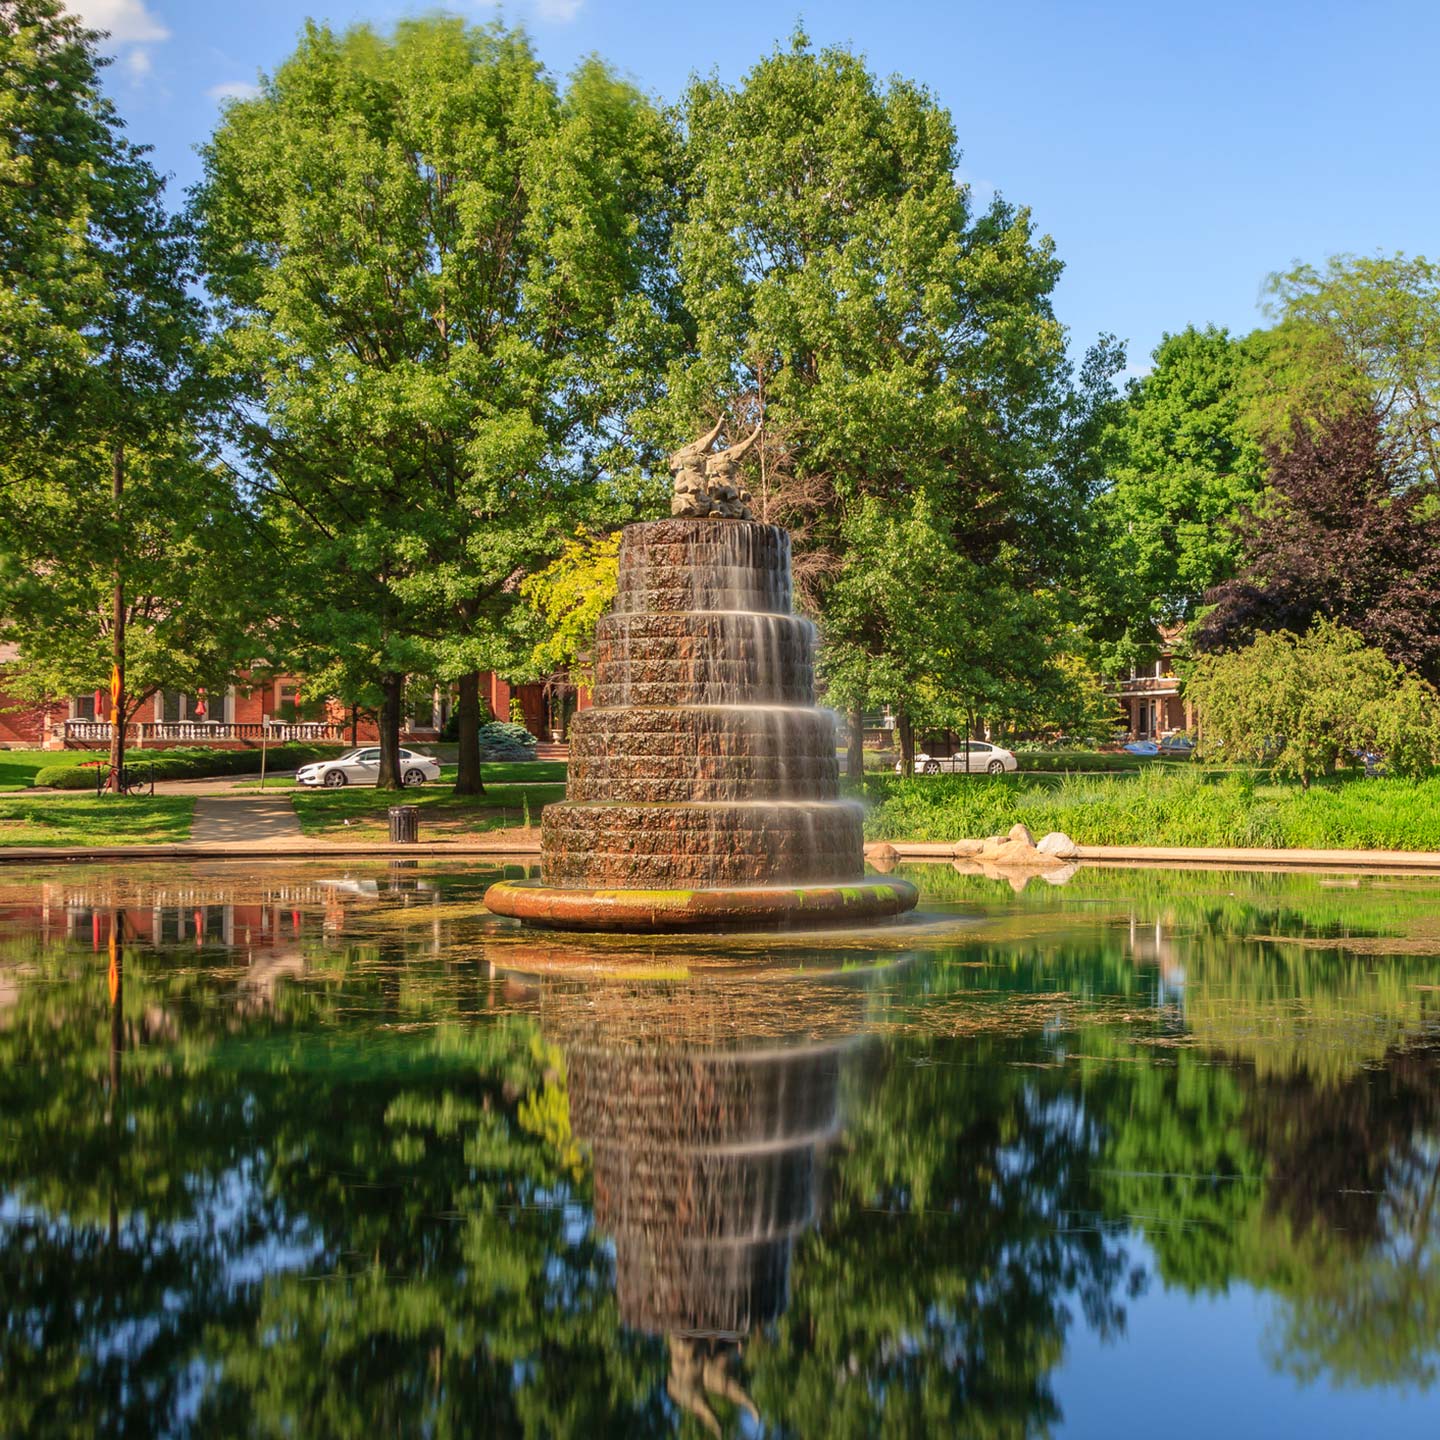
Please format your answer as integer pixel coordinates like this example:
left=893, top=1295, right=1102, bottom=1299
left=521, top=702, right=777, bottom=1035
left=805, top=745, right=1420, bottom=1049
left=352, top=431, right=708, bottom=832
left=5, top=859, right=1440, bottom=1437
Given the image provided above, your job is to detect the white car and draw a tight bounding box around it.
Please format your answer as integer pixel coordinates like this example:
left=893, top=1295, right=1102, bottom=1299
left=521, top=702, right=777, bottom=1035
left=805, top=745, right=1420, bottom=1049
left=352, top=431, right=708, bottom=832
left=295, top=747, right=441, bottom=788
left=896, top=742, right=1018, bottom=776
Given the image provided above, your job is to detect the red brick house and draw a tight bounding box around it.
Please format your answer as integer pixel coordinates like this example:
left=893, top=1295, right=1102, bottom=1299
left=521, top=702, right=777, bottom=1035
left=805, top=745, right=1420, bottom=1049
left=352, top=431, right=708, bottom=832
left=1112, top=627, right=1195, bottom=740
left=0, top=648, right=589, bottom=750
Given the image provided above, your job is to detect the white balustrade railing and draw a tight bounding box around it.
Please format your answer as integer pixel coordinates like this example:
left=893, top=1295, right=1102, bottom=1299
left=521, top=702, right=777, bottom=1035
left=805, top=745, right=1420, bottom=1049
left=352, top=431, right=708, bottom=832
left=60, top=719, right=348, bottom=744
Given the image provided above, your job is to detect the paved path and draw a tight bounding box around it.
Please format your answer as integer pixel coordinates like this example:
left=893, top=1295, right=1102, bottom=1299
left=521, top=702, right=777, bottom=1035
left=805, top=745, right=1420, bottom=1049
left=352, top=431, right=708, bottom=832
left=148, top=775, right=299, bottom=796
left=190, top=793, right=305, bottom=845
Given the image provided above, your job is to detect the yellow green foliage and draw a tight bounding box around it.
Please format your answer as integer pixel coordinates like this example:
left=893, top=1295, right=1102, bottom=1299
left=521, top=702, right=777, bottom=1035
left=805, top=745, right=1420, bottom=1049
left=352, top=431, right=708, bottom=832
left=519, top=531, right=621, bottom=683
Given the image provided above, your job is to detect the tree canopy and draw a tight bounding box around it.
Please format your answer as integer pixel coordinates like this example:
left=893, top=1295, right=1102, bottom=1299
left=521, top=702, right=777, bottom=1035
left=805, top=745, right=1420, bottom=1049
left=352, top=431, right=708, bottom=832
left=1090, top=326, right=1265, bottom=649
left=642, top=33, right=1116, bottom=759
left=195, top=15, right=677, bottom=787
left=1260, top=252, right=1440, bottom=487
left=1195, top=405, right=1440, bottom=683
left=0, top=0, right=241, bottom=778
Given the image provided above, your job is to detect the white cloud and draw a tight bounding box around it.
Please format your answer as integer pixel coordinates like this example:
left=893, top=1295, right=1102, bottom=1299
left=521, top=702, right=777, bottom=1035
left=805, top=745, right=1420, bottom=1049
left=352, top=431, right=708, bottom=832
left=67, top=0, right=170, bottom=82
left=68, top=0, right=169, bottom=44
left=532, top=0, right=585, bottom=21
left=208, top=80, right=260, bottom=103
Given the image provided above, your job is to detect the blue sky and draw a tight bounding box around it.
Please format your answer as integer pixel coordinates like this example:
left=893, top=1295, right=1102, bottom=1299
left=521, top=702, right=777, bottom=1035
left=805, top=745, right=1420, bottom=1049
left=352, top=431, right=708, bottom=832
left=74, top=0, right=1440, bottom=377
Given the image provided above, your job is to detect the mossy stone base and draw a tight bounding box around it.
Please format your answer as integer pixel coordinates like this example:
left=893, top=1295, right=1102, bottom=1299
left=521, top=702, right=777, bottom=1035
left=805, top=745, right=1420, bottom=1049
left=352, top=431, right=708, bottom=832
left=482, top=877, right=919, bottom=933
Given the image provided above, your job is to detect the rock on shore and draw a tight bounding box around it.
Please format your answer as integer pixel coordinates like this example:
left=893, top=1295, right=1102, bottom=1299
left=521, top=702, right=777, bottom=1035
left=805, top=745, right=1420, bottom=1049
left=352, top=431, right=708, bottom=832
left=866, top=828, right=1079, bottom=871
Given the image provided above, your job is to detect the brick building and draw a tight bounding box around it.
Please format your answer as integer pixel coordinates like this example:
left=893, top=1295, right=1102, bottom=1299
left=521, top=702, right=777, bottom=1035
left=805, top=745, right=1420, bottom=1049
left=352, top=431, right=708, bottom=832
left=0, top=649, right=588, bottom=750
left=1112, top=628, right=1194, bottom=740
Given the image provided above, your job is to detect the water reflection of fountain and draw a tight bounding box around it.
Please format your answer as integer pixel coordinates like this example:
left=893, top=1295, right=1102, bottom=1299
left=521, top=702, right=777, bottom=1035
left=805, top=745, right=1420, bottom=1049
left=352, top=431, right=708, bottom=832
left=502, top=949, right=891, bottom=1433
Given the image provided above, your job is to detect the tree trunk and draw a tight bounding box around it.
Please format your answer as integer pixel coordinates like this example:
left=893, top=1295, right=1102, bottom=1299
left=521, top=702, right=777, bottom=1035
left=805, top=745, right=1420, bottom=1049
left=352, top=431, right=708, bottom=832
left=350, top=704, right=359, bottom=747
left=108, top=442, right=125, bottom=792
left=898, top=712, right=915, bottom=775
left=847, top=704, right=864, bottom=782
left=453, top=671, right=485, bottom=796
left=376, top=672, right=404, bottom=789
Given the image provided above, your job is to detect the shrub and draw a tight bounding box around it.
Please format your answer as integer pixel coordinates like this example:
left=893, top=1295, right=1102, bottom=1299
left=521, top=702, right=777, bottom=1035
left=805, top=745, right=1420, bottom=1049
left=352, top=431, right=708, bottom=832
left=32, top=765, right=104, bottom=790
left=477, top=721, right=537, bottom=761
left=1186, top=620, right=1440, bottom=782
left=1015, top=750, right=1141, bottom=773
left=32, top=742, right=343, bottom=789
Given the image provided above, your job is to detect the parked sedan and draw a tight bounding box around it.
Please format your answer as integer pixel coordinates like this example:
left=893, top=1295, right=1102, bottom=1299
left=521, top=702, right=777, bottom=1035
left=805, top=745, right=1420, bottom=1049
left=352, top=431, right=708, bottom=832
left=295, top=748, right=441, bottom=788
left=1122, top=740, right=1159, bottom=757
left=1158, top=734, right=1196, bottom=757
left=895, top=742, right=1018, bottom=776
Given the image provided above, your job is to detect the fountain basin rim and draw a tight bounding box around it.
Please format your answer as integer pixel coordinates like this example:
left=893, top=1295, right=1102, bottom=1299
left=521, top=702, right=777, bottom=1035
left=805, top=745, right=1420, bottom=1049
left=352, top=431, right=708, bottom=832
left=482, top=877, right=919, bottom=932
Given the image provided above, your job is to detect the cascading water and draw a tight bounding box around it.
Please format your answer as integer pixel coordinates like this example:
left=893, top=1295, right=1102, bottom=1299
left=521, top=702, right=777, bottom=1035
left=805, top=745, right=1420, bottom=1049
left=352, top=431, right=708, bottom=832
left=483, top=517, right=919, bottom=930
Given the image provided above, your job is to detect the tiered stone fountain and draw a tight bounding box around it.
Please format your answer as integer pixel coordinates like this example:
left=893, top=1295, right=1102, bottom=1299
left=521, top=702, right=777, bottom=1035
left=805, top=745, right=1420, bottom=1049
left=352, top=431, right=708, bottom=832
left=484, top=425, right=918, bottom=932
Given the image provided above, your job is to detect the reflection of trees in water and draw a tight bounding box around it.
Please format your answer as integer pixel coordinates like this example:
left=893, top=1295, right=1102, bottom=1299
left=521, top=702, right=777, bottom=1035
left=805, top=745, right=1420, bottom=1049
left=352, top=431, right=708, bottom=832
left=13, top=867, right=1440, bottom=1433
left=1092, top=1023, right=1440, bottom=1392
left=1, top=916, right=655, bottom=1437
left=1238, top=1039, right=1440, bottom=1388
left=744, top=1033, right=1141, bottom=1437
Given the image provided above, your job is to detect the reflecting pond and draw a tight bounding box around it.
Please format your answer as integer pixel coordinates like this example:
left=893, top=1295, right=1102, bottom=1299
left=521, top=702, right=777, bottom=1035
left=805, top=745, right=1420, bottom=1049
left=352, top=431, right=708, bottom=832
left=6, top=859, right=1440, bottom=1437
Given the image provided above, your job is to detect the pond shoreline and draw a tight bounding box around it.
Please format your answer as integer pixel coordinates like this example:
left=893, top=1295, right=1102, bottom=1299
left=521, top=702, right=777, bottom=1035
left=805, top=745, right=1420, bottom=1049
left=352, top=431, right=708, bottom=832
left=4, top=836, right=1440, bottom=874
left=868, top=841, right=1440, bottom=872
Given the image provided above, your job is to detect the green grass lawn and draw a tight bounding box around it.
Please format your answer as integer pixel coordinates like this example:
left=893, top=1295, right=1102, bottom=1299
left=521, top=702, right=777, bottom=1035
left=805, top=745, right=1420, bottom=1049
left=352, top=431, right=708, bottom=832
left=0, top=750, right=70, bottom=791
left=290, top=782, right=567, bottom=840
left=0, top=794, right=194, bottom=846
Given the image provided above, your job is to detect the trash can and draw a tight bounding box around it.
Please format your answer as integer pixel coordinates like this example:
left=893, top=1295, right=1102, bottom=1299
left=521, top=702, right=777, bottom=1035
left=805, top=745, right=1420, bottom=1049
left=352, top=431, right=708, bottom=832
left=388, top=805, right=419, bottom=844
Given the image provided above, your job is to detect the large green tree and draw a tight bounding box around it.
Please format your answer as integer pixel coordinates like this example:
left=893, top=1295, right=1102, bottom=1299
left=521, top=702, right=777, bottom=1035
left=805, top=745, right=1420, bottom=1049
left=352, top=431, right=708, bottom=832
left=0, top=0, right=224, bottom=782
left=1259, top=252, right=1440, bottom=487
left=647, top=33, right=1109, bottom=772
left=1088, top=326, right=1266, bottom=658
left=196, top=17, right=677, bottom=790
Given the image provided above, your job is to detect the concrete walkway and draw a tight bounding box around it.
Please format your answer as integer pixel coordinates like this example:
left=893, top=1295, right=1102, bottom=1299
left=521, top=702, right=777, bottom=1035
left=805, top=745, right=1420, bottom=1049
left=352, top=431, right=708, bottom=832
left=190, top=793, right=304, bottom=846
left=150, top=775, right=298, bottom=796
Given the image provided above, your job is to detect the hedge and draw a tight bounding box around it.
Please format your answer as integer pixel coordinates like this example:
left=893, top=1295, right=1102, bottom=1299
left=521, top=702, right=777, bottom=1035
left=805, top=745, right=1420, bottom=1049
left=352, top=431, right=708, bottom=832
left=32, top=743, right=346, bottom=790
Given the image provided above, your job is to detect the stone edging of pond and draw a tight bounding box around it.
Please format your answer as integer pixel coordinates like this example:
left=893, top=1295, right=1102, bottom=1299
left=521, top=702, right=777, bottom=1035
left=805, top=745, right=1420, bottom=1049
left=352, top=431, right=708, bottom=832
left=866, top=840, right=1440, bottom=872
left=3, top=836, right=1440, bottom=877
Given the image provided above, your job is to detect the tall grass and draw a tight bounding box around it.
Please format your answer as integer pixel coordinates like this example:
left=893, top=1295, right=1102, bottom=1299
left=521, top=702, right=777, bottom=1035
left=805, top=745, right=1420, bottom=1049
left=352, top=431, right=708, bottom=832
left=859, top=770, right=1440, bottom=850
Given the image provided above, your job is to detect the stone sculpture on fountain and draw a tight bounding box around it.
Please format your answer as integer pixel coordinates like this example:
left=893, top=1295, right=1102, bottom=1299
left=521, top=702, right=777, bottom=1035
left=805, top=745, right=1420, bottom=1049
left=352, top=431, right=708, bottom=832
left=669, top=418, right=760, bottom=520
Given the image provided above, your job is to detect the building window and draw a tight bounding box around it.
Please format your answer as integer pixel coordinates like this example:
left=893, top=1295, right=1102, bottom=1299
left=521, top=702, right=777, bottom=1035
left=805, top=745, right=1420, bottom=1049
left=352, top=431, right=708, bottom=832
left=276, top=684, right=326, bottom=723
left=73, top=694, right=98, bottom=720
left=161, top=691, right=227, bottom=723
